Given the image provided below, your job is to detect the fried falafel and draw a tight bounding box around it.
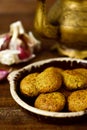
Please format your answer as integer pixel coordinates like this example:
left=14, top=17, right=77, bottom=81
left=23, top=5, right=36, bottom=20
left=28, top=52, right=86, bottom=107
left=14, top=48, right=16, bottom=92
left=36, top=67, right=62, bottom=93
left=44, top=66, right=64, bottom=74
left=74, top=68, right=87, bottom=78
left=62, top=69, right=87, bottom=90
left=34, top=92, right=66, bottom=112
left=68, top=89, right=87, bottom=112
left=20, top=73, right=39, bottom=97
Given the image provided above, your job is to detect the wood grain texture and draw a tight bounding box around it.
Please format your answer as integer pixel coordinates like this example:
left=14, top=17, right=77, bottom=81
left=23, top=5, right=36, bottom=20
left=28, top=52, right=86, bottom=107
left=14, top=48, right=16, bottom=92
left=0, top=0, right=87, bottom=129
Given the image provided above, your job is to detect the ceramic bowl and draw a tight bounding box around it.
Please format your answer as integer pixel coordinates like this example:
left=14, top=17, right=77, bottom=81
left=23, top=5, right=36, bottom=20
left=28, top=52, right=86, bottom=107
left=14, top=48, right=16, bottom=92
left=8, top=57, right=87, bottom=120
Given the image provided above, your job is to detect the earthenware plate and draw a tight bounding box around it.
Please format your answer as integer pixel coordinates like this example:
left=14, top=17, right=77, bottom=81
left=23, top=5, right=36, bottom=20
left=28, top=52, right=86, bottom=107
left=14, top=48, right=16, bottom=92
left=8, top=57, right=87, bottom=120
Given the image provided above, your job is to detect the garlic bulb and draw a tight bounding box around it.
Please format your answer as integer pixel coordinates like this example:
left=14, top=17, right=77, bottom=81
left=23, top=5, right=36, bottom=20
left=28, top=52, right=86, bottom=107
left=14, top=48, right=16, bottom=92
left=0, top=21, right=41, bottom=65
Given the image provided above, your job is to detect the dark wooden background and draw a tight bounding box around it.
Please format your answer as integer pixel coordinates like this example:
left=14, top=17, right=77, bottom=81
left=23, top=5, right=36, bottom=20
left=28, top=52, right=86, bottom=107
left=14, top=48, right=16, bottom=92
left=0, top=0, right=54, bottom=33
left=0, top=0, right=87, bottom=130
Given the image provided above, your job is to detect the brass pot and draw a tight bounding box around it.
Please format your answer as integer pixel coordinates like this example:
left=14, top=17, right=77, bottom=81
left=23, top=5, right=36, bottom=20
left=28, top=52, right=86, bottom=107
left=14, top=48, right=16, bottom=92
left=60, top=0, right=87, bottom=50
left=34, top=0, right=87, bottom=58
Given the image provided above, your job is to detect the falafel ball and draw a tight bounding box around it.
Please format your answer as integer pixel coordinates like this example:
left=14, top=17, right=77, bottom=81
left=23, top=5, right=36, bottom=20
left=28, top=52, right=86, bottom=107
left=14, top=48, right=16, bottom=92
left=68, top=89, right=87, bottom=112
left=20, top=73, right=39, bottom=97
left=34, top=92, right=66, bottom=112
left=36, top=67, right=62, bottom=93
left=62, top=69, right=87, bottom=90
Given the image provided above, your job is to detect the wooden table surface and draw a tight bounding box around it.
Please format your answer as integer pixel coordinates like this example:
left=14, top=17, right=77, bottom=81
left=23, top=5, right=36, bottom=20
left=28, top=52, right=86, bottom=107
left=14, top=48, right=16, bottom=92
left=0, top=0, right=87, bottom=129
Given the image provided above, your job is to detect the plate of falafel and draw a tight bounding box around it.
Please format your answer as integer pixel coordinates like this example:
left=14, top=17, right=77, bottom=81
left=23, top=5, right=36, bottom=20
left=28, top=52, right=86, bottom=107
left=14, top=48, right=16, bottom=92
left=8, top=57, right=87, bottom=119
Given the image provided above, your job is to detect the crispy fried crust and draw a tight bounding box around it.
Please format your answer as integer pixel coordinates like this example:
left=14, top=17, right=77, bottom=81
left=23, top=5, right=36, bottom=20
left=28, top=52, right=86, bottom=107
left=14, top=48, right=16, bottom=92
left=44, top=67, right=64, bottom=74
left=20, top=73, right=39, bottom=97
left=74, top=68, right=87, bottom=77
left=36, top=67, right=62, bottom=93
left=62, top=69, right=87, bottom=90
left=68, top=89, right=87, bottom=112
left=34, top=92, right=66, bottom=112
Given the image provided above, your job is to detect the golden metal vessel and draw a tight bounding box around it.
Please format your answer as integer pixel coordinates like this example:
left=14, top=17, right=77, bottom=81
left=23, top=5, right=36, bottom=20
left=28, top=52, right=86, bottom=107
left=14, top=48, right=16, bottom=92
left=34, top=0, right=87, bottom=58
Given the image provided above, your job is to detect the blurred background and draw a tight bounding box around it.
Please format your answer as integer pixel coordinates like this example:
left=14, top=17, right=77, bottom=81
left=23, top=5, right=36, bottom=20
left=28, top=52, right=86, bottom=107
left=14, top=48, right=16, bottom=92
left=0, top=0, right=54, bottom=34
left=0, top=0, right=37, bottom=33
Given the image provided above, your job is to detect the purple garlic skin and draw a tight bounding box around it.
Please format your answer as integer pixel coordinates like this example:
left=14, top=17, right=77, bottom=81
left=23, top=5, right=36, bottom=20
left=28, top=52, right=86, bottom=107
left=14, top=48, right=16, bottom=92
left=17, top=45, right=31, bottom=60
left=0, top=69, right=10, bottom=81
